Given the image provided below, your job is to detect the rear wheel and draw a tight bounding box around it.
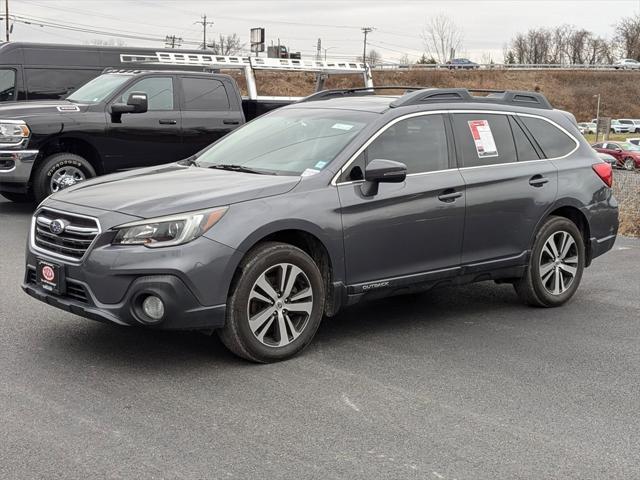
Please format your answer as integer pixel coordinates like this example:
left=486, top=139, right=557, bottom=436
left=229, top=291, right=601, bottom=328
left=218, top=242, right=325, bottom=363
left=514, top=216, right=585, bottom=307
left=623, top=157, right=636, bottom=171
left=33, top=153, right=96, bottom=202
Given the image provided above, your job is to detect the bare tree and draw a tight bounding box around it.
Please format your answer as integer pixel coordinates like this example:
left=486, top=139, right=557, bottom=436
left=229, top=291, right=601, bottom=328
left=207, top=34, right=245, bottom=56
left=398, top=53, right=411, bottom=65
left=358, top=49, right=382, bottom=66
left=421, top=13, right=464, bottom=63
left=87, top=38, right=126, bottom=47
left=615, top=15, right=640, bottom=59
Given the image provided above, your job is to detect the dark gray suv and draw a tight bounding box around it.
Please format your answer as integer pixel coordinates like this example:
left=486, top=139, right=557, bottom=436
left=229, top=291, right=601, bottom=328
left=22, top=88, right=619, bottom=362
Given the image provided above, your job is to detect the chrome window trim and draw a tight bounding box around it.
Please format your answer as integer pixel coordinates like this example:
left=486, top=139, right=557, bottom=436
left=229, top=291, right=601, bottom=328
left=332, top=109, right=581, bottom=186
left=30, top=207, right=102, bottom=264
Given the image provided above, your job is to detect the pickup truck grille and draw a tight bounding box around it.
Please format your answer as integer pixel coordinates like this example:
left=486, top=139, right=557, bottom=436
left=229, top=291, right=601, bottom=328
left=33, top=209, right=100, bottom=261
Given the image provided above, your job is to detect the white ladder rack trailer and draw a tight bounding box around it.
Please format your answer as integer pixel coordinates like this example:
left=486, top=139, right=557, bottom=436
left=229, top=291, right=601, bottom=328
left=119, top=52, right=374, bottom=100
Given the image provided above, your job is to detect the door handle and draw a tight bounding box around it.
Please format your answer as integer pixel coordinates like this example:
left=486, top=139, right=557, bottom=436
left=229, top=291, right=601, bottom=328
left=223, top=120, right=240, bottom=125
left=159, top=119, right=177, bottom=125
left=437, top=189, right=463, bottom=202
left=529, top=175, right=549, bottom=187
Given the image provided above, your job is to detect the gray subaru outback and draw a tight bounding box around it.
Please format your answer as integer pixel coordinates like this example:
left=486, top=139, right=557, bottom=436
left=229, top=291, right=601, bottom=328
left=23, top=88, right=618, bottom=362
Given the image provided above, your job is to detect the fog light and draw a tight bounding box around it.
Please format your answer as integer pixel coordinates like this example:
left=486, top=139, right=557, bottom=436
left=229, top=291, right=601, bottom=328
left=142, top=295, right=165, bottom=321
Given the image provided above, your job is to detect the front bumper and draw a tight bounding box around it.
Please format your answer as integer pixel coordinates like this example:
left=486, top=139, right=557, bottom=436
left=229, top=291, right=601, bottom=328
left=23, top=201, right=241, bottom=330
left=0, top=149, right=39, bottom=191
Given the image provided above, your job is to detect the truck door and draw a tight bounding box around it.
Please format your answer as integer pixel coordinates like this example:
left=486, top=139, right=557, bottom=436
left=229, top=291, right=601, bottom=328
left=179, top=76, right=244, bottom=157
left=105, top=75, right=183, bottom=171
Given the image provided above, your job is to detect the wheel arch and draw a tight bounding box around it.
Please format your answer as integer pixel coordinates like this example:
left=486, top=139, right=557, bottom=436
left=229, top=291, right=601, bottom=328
left=225, top=222, right=344, bottom=317
left=30, top=135, right=104, bottom=183
left=536, top=201, right=592, bottom=266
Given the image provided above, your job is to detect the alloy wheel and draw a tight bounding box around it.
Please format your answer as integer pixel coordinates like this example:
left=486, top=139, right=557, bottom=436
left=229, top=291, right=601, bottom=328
left=247, top=263, right=314, bottom=348
left=539, top=230, right=579, bottom=296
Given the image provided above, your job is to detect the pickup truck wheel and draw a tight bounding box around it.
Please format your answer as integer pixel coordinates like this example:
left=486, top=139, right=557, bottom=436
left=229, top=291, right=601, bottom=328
left=623, top=157, right=636, bottom=171
left=33, top=153, right=96, bottom=202
left=0, top=191, right=32, bottom=203
left=218, top=242, right=325, bottom=363
left=514, top=216, right=585, bottom=308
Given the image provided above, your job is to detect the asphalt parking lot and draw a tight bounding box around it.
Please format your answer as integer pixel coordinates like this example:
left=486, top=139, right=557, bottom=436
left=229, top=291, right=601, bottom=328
left=1, top=196, right=639, bottom=480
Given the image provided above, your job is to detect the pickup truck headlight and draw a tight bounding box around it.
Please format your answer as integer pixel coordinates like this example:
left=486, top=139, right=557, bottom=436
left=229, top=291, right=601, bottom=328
left=112, top=207, right=228, bottom=248
left=0, top=120, right=30, bottom=144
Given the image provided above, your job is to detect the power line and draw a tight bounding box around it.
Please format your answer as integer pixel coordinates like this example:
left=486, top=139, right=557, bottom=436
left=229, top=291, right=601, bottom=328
left=165, top=35, right=182, bottom=49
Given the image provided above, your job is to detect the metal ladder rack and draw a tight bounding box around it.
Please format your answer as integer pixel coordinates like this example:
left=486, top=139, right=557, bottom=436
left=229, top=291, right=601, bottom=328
left=119, top=52, right=374, bottom=100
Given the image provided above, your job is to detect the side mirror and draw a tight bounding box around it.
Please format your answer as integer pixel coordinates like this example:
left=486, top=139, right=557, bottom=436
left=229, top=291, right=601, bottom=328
left=111, top=92, right=148, bottom=122
left=360, top=158, right=407, bottom=196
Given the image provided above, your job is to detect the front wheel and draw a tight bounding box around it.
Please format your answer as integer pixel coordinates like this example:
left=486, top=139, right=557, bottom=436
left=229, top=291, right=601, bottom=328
left=514, top=216, right=585, bottom=307
left=218, top=242, right=325, bottom=363
left=33, top=153, right=96, bottom=202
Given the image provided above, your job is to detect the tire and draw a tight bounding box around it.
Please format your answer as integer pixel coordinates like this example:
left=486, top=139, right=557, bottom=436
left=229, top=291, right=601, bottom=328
left=33, top=153, right=96, bottom=202
left=623, top=157, right=636, bottom=171
left=218, top=242, right=325, bottom=363
left=514, top=216, right=585, bottom=308
left=0, top=191, right=32, bottom=203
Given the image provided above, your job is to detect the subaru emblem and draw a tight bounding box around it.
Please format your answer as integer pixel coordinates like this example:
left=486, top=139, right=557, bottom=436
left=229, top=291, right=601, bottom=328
left=50, top=219, right=67, bottom=235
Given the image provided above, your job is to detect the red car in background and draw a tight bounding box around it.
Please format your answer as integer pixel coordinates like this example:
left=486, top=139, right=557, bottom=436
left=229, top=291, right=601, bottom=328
left=592, top=141, right=640, bottom=170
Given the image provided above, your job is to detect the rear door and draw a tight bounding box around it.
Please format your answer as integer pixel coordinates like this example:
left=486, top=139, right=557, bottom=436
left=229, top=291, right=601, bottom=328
left=453, top=112, right=561, bottom=269
left=179, top=76, right=244, bottom=157
left=337, top=112, right=466, bottom=289
left=106, top=75, right=183, bottom=170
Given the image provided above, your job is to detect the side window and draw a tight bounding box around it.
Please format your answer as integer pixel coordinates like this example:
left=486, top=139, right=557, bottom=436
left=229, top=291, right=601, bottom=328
left=339, top=114, right=449, bottom=181
left=452, top=113, right=516, bottom=167
left=120, top=77, right=174, bottom=111
left=0, top=69, right=16, bottom=102
left=520, top=116, right=577, bottom=158
left=182, top=77, right=230, bottom=111
left=592, top=143, right=603, bottom=149
left=509, top=116, right=541, bottom=162
left=25, top=68, right=97, bottom=100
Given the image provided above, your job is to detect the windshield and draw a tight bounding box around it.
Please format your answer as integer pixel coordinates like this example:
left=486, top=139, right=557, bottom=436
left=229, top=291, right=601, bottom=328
left=621, top=143, right=640, bottom=151
left=196, top=108, right=375, bottom=175
left=67, top=74, right=133, bottom=103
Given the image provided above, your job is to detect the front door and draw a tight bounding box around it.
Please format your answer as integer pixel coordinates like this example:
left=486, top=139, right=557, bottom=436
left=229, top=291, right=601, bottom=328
left=105, top=76, right=183, bottom=172
left=337, top=113, right=466, bottom=290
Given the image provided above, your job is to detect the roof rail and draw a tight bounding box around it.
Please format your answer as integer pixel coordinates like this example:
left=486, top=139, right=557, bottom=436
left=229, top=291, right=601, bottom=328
left=389, top=88, right=553, bottom=110
left=299, top=86, right=425, bottom=103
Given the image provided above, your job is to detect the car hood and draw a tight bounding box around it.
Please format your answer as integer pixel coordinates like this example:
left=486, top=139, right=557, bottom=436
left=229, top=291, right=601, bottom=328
left=50, top=163, right=301, bottom=218
left=0, top=100, right=89, bottom=119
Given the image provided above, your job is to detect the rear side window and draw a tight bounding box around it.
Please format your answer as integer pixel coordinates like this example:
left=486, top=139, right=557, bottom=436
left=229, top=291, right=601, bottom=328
left=182, top=77, right=230, bottom=111
left=452, top=113, right=516, bottom=167
left=509, top=116, right=541, bottom=162
left=520, top=116, right=577, bottom=158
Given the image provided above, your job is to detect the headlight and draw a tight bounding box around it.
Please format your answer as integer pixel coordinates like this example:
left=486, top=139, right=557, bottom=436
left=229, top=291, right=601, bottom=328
left=112, top=207, right=228, bottom=248
left=0, top=120, right=30, bottom=144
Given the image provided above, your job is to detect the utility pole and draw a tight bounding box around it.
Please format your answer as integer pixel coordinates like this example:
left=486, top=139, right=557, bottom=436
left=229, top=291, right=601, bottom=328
left=164, top=35, right=182, bottom=49
left=361, top=27, right=374, bottom=63
left=194, top=14, right=214, bottom=50
left=316, top=38, right=321, bottom=61
left=5, top=0, right=9, bottom=42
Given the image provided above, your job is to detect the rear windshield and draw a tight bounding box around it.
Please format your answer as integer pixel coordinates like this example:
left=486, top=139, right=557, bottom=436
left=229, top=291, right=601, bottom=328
left=67, top=74, right=133, bottom=103
left=196, top=107, right=375, bottom=176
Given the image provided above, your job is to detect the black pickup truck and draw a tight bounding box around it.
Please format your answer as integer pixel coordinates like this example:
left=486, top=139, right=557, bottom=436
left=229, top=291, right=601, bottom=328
left=0, top=70, right=292, bottom=202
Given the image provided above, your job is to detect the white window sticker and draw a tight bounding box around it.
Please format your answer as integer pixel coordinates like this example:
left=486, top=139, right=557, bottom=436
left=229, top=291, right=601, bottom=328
left=468, top=120, right=498, bottom=158
left=331, top=123, right=354, bottom=131
left=301, top=168, right=320, bottom=177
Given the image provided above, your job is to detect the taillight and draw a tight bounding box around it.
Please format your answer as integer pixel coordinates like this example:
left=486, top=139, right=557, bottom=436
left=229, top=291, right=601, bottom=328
left=592, top=162, right=613, bottom=187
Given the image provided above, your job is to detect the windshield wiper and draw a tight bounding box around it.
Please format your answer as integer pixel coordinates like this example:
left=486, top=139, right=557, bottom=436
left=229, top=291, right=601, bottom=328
left=208, top=164, right=274, bottom=175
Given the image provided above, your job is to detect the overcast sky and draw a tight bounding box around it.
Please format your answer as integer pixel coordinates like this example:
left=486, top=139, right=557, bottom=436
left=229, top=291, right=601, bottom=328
left=6, top=0, right=640, bottom=62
